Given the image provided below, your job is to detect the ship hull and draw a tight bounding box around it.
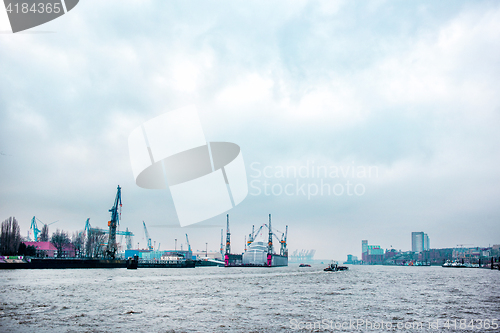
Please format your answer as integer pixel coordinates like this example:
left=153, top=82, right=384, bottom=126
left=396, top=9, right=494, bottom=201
left=225, top=253, right=288, bottom=267
left=0, top=258, right=197, bottom=269
left=0, top=258, right=127, bottom=269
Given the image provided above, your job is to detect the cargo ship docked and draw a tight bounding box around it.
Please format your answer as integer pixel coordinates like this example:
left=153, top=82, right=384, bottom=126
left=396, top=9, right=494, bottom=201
left=224, top=214, right=288, bottom=267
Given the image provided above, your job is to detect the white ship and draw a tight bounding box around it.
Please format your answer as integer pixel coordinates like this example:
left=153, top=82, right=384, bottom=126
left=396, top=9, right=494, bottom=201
left=242, top=239, right=268, bottom=266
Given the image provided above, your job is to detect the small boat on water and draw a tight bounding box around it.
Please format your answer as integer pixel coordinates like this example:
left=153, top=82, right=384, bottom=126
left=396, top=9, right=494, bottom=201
left=442, top=260, right=469, bottom=268
left=324, top=261, right=348, bottom=272
left=299, top=263, right=311, bottom=267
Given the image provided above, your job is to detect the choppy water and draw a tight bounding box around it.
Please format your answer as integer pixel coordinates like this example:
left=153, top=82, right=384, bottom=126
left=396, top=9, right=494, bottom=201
left=0, top=265, right=499, bottom=332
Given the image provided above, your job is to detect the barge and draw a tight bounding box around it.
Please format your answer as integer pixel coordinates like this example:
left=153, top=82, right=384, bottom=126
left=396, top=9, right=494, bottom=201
left=0, top=257, right=127, bottom=269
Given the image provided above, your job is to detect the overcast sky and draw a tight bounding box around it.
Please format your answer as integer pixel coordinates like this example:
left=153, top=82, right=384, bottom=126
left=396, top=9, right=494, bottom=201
left=1, top=0, right=499, bottom=260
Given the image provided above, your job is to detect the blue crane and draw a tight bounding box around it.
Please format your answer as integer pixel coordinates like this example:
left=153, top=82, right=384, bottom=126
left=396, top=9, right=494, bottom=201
left=185, top=234, right=191, bottom=252
left=143, top=221, right=152, bottom=251
left=30, top=217, right=41, bottom=241
left=106, top=185, right=122, bottom=258
left=30, top=216, right=58, bottom=241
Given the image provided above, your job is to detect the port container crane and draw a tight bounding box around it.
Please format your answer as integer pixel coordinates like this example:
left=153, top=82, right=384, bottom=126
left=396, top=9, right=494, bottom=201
left=143, top=221, right=153, bottom=250
left=106, top=185, right=122, bottom=259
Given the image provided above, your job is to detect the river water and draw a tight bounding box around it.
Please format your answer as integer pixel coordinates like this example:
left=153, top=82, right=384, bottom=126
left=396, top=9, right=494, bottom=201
left=0, top=265, right=499, bottom=332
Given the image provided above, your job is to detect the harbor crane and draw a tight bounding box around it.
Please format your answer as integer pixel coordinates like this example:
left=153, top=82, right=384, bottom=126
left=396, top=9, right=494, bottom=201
left=262, top=219, right=287, bottom=256
left=247, top=225, right=255, bottom=247
left=268, top=214, right=273, bottom=256
left=280, top=225, right=288, bottom=256
left=220, top=229, right=224, bottom=258
left=185, top=234, right=191, bottom=252
left=143, top=221, right=153, bottom=251
left=84, top=218, right=134, bottom=250
left=225, top=214, right=230, bottom=255
left=246, top=218, right=286, bottom=255
left=30, top=217, right=42, bottom=242
left=106, top=185, right=122, bottom=259
left=248, top=225, right=264, bottom=245
left=29, top=216, right=58, bottom=241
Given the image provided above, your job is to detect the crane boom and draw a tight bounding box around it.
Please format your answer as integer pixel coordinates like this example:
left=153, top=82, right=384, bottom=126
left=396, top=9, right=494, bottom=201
left=89, top=227, right=133, bottom=237
left=84, top=218, right=91, bottom=236
left=185, top=234, right=191, bottom=252
left=143, top=221, right=152, bottom=250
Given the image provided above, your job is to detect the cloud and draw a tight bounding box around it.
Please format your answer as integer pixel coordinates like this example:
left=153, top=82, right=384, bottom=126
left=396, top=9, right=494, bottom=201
left=0, top=0, right=499, bottom=259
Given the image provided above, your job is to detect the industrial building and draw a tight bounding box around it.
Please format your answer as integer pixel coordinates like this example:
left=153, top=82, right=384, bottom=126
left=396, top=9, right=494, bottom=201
left=23, top=241, right=75, bottom=258
left=361, top=240, right=384, bottom=263
left=344, top=254, right=360, bottom=264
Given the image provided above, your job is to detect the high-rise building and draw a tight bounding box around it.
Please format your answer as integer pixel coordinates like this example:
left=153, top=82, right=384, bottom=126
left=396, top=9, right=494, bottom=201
left=362, top=240, right=368, bottom=261
left=412, top=232, right=423, bottom=252
left=412, top=232, right=430, bottom=253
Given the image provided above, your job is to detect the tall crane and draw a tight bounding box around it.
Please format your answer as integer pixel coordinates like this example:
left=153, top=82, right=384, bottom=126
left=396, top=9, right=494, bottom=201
left=267, top=214, right=273, bottom=255
left=247, top=225, right=255, bottom=247
left=280, top=225, right=288, bottom=256
left=30, top=217, right=41, bottom=242
left=143, top=221, right=153, bottom=250
left=225, top=214, right=230, bottom=255
left=30, top=216, right=58, bottom=241
left=220, top=229, right=224, bottom=259
left=84, top=218, right=91, bottom=236
left=106, top=185, right=122, bottom=259
left=185, top=234, right=191, bottom=253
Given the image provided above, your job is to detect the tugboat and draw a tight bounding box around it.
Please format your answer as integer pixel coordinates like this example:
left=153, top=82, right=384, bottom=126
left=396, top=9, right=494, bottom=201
left=127, top=255, right=139, bottom=269
left=324, top=261, right=348, bottom=272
